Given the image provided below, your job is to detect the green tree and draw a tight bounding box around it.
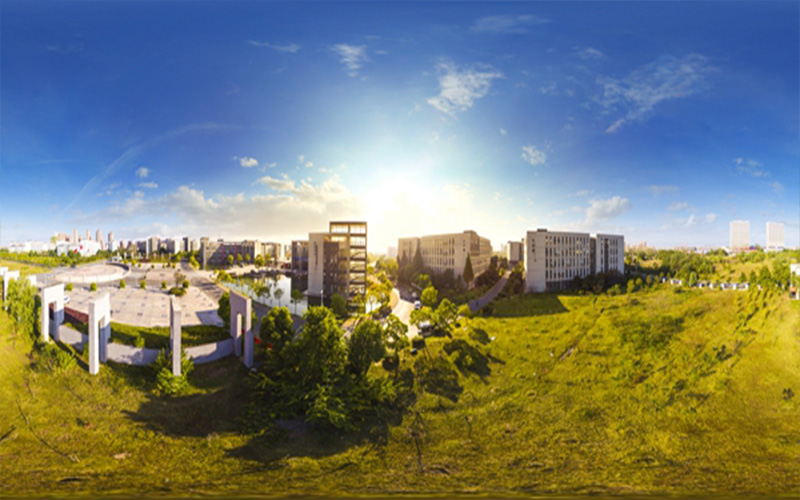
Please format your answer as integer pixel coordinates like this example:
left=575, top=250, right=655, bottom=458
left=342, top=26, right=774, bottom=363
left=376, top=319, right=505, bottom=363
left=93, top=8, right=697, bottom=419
left=626, top=280, right=636, bottom=294
left=140, top=279, right=147, bottom=289
left=457, top=304, right=472, bottom=318
left=7, top=279, right=37, bottom=338
left=330, top=293, right=348, bottom=318
left=244, top=253, right=251, bottom=263
left=290, top=288, right=303, bottom=315
left=236, top=253, right=243, bottom=264
left=347, top=319, right=387, bottom=378
left=274, top=287, right=284, bottom=307
left=421, top=285, right=438, bottom=308
left=412, top=246, right=423, bottom=274
left=463, top=253, right=474, bottom=285
left=257, top=282, right=271, bottom=303
left=384, top=314, right=409, bottom=375
left=218, top=291, right=231, bottom=331
left=65, top=282, right=74, bottom=292
left=739, top=272, right=747, bottom=283
left=259, top=306, right=294, bottom=354
left=161, top=281, right=167, bottom=290
left=749, top=270, right=757, bottom=286
left=254, top=254, right=265, bottom=268
left=189, top=255, right=199, bottom=269
left=119, top=279, right=126, bottom=289
left=227, top=254, right=234, bottom=268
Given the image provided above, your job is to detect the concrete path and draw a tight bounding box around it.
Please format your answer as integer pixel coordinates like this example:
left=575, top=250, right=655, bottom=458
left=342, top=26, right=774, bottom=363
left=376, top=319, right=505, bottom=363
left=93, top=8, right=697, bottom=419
left=468, top=271, right=511, bottom=312
left=390, top=288, right=419, bottom=337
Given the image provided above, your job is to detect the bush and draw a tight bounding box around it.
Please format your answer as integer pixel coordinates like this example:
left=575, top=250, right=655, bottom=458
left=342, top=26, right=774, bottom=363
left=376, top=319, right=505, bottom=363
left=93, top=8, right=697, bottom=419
left=182, top=280, right=190, bottom=289
left=65, top=283, right=74, bottom=292
left=134, top=336, right=146, bottom=348
left=169, top=286, right=186, bottom=297
left=119, top=279, right=126, bottom=289
left=153, top=348, right=194, bottom=397
left=37, top=342, right=76, bottom=373
left=161, top=281, right=167, bottom=290
left=140, top=280, right=147, bottom=289
left=90, top=283, right=97, bottom=292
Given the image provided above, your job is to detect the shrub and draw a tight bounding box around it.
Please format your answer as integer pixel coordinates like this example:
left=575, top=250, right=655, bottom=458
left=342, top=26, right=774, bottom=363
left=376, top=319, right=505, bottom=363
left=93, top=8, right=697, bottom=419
left=140, top=280, right=147, bottom=289
left=182, top=280, right=189, bottom=289
left=90, top=283, right=97, bottom=292
left=38, top=342, right=76, bottom=373
left=169, top=287, right=186, bottom=297
left=119, top=279, right=126, bottom=289
left=161, top=281, right=167, bottom=290
left=153, top=348, right=194, bottom=397
left=134, top=336, right=145, bottom=348
left=65, top=283, right=74, bottom=292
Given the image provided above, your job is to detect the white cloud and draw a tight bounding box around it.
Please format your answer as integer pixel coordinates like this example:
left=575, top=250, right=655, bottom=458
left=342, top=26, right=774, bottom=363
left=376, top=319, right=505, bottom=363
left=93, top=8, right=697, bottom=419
left=135, top=167, right=150, bottom=178
left=499, top=128, right=507, bottom=135
left=648, top=185, right=678, bottom=196
left=266, top=162, right=277, bottom=168
left=770, top=182, right=784, bottom=195
left=98, top=182, right=121, bottom=197
left=306, top=162, right=314, bottom=168
left=248, top=41, right=301, bottom=53
left=734, top=157, right=769, bottom=177
left=668, top=201, right=689, bottom=211
left=577, top=47, right=605, bottom=60
left=585, top=196, right=631, bottom=220
left=470, top=14, right=551, bottom=34
left=572, top=189, right=592, bottom=197
left=427, top=62, right=503, bottom=116
left=138, top=182, right=158, bottom=189
left=684, top=212, right=718, bottom=228
left=521, top=144, right=547, bottom=166
left=234, top=156, right=259, bottom=168
left=332, top=44, right=368, bottom=77
left=297, top=154, right=305, bottom=163
left=597, top=54, right=714, bottom=133
left=254, top=174, right=295, bottom=192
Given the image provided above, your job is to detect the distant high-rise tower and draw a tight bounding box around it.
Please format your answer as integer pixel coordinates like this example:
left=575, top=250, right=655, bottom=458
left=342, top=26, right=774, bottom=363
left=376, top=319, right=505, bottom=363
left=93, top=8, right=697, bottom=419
left=766, top=222, right=784, bottom=250
left=108, top=231, right=114, bottom=247
left=96, top=229, right=103, bottom=249
left=86, top=229, right=91, bottom=241
left=730, top=220, right=750, bottom=250
left=73, top=229, right=78, bottom=243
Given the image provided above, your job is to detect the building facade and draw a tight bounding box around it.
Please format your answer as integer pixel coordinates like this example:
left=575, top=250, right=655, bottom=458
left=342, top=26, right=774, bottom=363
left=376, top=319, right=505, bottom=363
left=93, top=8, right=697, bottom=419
left=730, top=220, right=750, bottom=251
left=307, top=221, right=367, bottom=301
left=523, top=229, right=624, bottom=293
left=766, top=222, right=785, bottom=251
left=506, top=240, right=523, bottom=267
left=291, top=240, right=309, bottom=273
left=199, top=238, right=260, bottom=268
left=398, top=230, right=492, bottom=283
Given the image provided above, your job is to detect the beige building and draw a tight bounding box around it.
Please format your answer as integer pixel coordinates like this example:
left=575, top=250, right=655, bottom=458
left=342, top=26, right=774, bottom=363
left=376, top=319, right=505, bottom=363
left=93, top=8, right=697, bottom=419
left=505, top=240, right=523, bottom=266
left=308, top=221, right=367, bottom=301
left=523, top=229, right=624, bottom=293
left=766, top=222, right=784, bottom=251
left=398, top=230, right=492, bottom=283
left=730, top=220, right=750, bottom=251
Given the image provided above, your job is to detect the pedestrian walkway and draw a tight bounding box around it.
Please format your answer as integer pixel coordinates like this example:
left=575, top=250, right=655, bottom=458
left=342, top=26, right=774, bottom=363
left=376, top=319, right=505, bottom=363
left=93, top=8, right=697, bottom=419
left=468, top=271, right=511, bottom=312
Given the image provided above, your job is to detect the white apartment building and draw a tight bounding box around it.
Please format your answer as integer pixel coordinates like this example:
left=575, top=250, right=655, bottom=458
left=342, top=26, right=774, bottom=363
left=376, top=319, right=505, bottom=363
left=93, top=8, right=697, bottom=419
left=766, top=222, right=784, bottom=251
left=506, top=240, right=523, bottom=266
left=398, top=230, right=492, bottom=283
left=730, top=220, right=750, bottom=250
left=523, top=229, right=624, bottom=293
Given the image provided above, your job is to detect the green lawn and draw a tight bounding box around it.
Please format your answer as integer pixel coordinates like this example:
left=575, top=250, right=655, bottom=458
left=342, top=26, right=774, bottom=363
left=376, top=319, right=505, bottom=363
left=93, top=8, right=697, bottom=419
left=65, top=321, right=229, bottom=349
left=1, top=286, right=798, bottom=496
left=0, top=258, right=48, bottom=277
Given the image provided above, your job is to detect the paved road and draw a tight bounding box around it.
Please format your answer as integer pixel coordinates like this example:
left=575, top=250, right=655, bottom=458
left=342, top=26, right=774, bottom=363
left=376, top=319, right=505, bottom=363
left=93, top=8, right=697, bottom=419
left=390, top=288, right=419, bottom=337
left=468, top=271, right=511, bottom=312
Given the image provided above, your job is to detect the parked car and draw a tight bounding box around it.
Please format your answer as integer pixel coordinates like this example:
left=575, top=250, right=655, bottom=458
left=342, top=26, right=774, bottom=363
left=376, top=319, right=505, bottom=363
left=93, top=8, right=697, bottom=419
left=64, top=296, right=71, bottom=304
left=414, top=300, right=422, bottom=310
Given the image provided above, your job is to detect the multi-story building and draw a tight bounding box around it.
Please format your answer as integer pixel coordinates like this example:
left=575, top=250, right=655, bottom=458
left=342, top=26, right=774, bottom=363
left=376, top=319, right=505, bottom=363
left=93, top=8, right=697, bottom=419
left=73, top=229, right=78, bottom=244
left=730, top=220, right=750, bottom=251
left=523, top=229, right=624, bottom=293
left=766, top=222, right=785, bottom=251
left=307, top=221, right=367, bottom=301
left=291, top=240, right=309, bottom=273
left=96, top=229, right=103, bottom=249
left=260, top=242, right=282, bottom=262
left=199, top=238, right=259, bottom=268
left=398, top=230, right=492, bottom=283
left=85, top=229, right=91, bottom=241
left=53, top=232, right=71, bottom=242
left=108, top=231, right=114, bottom=248
left=506, top=240, right=523, bottom=267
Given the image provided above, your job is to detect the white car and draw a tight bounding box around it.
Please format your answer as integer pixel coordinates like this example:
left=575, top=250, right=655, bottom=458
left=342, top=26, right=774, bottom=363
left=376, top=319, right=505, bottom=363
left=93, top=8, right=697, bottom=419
left=413, top=300, right=422, bottom=310
left=64, top=296, right=71, bottom=304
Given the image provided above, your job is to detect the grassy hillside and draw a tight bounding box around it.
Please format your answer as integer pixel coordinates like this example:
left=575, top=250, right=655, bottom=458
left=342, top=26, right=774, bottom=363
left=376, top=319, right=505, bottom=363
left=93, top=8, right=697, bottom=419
left=1, top=286, right=798, bottom=496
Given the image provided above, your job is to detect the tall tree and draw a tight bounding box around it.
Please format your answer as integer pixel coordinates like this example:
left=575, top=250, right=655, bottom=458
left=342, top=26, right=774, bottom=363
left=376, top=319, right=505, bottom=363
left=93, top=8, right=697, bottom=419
left=421, top=285, right=438, bottom=308
left=217, top=291, right=231, bottom=331
left=290, top=288, right=303, bottom=315
left=463, top=253, right=474, bottom=285
left=412, top=245, right=423, bottom=274
left=347, top=319, right=387, bottom=378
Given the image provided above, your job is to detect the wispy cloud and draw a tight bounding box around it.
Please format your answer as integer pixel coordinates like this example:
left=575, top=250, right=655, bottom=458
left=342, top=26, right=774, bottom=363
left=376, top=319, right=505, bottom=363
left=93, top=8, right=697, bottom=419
left=499, top=128, right=507, bottom=135
left=234, top=156, right=259, bottom=168
left=98, top=182, right=121, bottom=197
left=471, top=14, right=551, bottom=34
left=427, top=62, right=503, bottom=116
left=733, top=157, right=769, bottom=177
left=254, top=174, right=295, bottom=191
left=521, top=145, right=547, bottom=166
left=770, top=181, right=784, bottom=195
left=576, top=47, right=605, bottom=60
left=46, top=41, right=84, bottom=54
left=668, top=201, right=689, bottom=211
left=647, top=185, right=678, bottom=196
left=138, top=182, right=158, bottom=189
left=572, top=189, right=592, bottom=197
left=586, top=196, right=631, bottom=220
left=332, top=44, right=368, bottom=77
left=597, top=54, right=714, bottom=133
left=135, top=167, right=150, bottom=178
left=248, top=41, right=301, bottom=53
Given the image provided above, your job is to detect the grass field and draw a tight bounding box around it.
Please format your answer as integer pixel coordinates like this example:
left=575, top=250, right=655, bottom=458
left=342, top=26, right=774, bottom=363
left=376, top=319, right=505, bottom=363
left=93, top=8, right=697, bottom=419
left=1, top=285, right=798, bottom=496
left=64, top=321, right=229, bottom=349
left=0, top=258, right=49, bottom=277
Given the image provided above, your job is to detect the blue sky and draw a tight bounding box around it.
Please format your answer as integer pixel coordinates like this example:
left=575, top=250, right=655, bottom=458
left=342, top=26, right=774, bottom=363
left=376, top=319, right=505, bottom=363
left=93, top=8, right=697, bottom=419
left=1, top=1, right=798, bottom=252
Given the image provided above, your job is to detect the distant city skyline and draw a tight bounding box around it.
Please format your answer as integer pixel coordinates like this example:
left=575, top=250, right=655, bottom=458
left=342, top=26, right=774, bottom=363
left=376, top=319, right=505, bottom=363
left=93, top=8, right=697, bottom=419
left=1, top=2, right=797, bottom=251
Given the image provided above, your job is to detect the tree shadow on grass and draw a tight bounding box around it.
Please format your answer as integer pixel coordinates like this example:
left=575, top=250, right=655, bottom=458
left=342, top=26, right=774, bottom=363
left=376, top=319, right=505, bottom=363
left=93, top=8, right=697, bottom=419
left=491, top=293, right=569, bottom=318
left=121, top=357, right=251, bottom=437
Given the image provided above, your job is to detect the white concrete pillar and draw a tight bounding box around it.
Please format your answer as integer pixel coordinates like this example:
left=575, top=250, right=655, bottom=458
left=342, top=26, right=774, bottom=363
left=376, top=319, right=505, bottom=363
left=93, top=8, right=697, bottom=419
left=170, top=297, right=182, bottom=377
left=89, top=293, right=111, bottom=374
left=40, top=284, right=65, bottom=343
left=229, top=290, right=251, bottom=360
left=244, top=329, right=254, bottom=368
left=27, top=275, right=37, bottom=287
